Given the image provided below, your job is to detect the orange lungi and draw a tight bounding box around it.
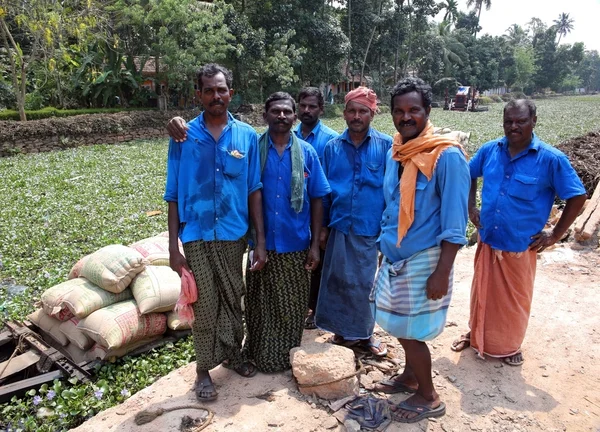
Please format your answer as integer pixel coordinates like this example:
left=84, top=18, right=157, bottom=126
left=469, top=240, right=537, bottom=358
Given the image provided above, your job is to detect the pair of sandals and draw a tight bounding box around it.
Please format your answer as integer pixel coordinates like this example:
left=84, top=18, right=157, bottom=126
left=451, top=334, right=524, bottom=366
left=328, top=334, right=388, bottom=357
left=195, top=361, right=258, bottom=401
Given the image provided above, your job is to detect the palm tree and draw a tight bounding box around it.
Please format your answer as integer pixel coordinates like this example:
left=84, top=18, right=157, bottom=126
left=466, top=0, right=492, bottom=38
left=505, top=24, right=529, bottom=47
left=435, top=21, right=465, bottom=76
left=553, top=12, right=574, bottom=45
left=440, top=0, right=459, bottom=24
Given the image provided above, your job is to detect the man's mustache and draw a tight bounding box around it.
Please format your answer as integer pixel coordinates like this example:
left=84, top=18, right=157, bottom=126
left=399, top=121, right=416, bottom=127
left=210, top=101, right=224, bottom=106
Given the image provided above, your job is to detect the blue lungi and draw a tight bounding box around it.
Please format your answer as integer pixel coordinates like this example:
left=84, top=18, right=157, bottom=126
left=370, top=246, right=452, bottom=341
left=315, top=228, right=378, bottom=340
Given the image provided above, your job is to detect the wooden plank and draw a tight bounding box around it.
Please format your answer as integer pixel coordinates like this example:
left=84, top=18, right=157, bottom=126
left=0, top=370, right=64, bottom=404
left=0, top=330, right=13, bottom=348
left=0, top=351, right=40, bottom=379
left=579, top=200, right=600, bottom=240
left=574, top=182, right=600, bottom=233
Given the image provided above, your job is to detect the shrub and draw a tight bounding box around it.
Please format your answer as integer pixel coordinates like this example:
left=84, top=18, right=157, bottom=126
left=478, top=96, right=494, bottom=105
left=490, top=95, right=503, bottom=103
left=0, top=107, right=155, bottom=121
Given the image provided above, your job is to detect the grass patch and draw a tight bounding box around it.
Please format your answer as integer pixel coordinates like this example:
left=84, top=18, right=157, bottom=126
left=1, top=95, right=600, bottom=430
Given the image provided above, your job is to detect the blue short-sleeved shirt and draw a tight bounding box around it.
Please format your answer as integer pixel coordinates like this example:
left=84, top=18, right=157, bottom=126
left=470, top=133, right=586, bottom=252
left=294, top=120, right=339, bottom=162
left=322, top=128, right=393, bottom=237
left=163, top=112, right=262, bottom=244
left=378, top=147, right=470, bottom=261
left=262, top=135, right=331, bottom=253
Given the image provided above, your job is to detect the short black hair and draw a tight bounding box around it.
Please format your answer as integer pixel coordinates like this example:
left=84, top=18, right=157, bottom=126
left=264, top=92, right=296, bottom=113
left=297, top=87, right=324, bottom=109
left=390, top=77, right=432, bottom=110
left=504, top=99, right=536, bottom=117
left=197, top=63, right=233, bottom=89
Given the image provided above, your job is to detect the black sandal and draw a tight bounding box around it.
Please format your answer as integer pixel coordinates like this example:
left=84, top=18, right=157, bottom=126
left=194, top=375, right=218, bottom=401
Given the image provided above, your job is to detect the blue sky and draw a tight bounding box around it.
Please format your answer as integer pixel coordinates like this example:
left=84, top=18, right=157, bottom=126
left=436, top=0, right=600, bottom=52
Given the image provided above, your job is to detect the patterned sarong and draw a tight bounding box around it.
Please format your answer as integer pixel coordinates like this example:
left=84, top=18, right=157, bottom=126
left=469, top=240, right=537, bottom=358
left=370, top=246, right=452, bottom=341
left=315, top=228, right=378, bottom=340
left=244, top=250, right=310, bottom=372
left=183, top=239, right=246, bottom=372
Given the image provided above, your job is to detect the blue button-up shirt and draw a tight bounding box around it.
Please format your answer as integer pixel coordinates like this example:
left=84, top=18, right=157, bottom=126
left=164, top=112, right=262, bottom=244
left=294, top=120, right=339, bottom=162
left=262, top=135, right=331, bottom=253
left=470, top=133, right=586, bottom=252
left=378, top=147, right=470, bottom=262
left=323, top=128, right=393, bottom=237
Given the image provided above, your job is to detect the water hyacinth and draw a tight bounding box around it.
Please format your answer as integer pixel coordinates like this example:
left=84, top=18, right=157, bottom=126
left=32, top=395, right=42, bottom=406
left=46, top=390, right=56, bottom=400
left=93, top=389, right=104, bottom=400
left=120, top=388, right=130, bottom=397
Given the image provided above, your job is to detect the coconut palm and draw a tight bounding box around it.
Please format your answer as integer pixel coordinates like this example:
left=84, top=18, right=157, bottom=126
left=554, top=12, right=574, bottom=45
left=466, top=0, right=492, bottom=38
left=435, top=21, right=465, bottom=76
left=440, top=0, right=459, bottom=24
left=505, top=24, right=529, bottom=47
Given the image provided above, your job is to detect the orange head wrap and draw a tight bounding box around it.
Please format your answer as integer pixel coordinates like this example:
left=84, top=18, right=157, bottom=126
left=345, top=86, right=379, bottom=113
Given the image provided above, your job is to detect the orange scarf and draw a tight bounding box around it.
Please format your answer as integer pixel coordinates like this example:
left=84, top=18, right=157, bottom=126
left=391, top=121, right=467, bottom=247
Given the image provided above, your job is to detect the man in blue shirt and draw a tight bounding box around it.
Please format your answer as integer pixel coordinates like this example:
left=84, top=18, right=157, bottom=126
left=451, top=99, right=586, bottom=367
left=315, top=86, right=391, bottom=357
left=244, top=92, right=331, bottom=372
left=370, top=77, right=470, bottom=422
left=293, top=87, right=339, bottom=329
left=164, top=64, right=267, bottom=401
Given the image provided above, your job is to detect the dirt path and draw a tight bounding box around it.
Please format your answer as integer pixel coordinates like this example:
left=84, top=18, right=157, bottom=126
left=72, top=244, right=600, bottom=432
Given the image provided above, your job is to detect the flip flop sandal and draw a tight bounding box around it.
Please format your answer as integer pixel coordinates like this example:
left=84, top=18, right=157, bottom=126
left=194, top=377, right=218, bottom=401
left=451, top=335, right=471, bottom=352
left=234, top=361, right=258, bottom=378
left=374, top=376, right=418, bottom=394
left=392, top=401, right=446, bottom=423
left=327, top=335, right=362, bottom=348
left=362, top=338, right=388, bottom=357
left=503, top=353, right=524, bottom=366
left=304, top=314, right=317, bottom=330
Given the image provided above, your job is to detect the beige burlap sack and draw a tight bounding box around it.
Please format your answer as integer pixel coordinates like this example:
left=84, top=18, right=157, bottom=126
left=41, top=278, right=96, bottom=321
left=80, top=245, right=147, bottom=293
left=62, top=279, right=132, bottom=319
left=130, top=266, right=181, bottom=314
left=27, top=309, right=69, bottom=346
left=85, top=336, right=162, bottom=361
left=58, top=317, right=94, bottom=350
left=77, top=300, right=166, bottom=349
left=166, top=310, right=192, bottom=330
left=129, top=236, right=170, bottom=266
left=67, top=255, right=90, bottom=279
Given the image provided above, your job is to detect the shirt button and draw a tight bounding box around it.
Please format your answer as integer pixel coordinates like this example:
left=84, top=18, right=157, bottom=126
left=279, top=177, right=282, bottom=180
left=216, top=217, right=219, bottom=221
left=494, top=226, right=498, bottom=229
left=500, top=192, right=505, bottom=196
left=505, top=175, right=509, bottom=179
left=216, top=168, right=220, bottom=172
left=496, top=209, right=500, bottom=213
left=275, top=212, right=278, bottom=215
left=277, top=195, right=280, bottom=198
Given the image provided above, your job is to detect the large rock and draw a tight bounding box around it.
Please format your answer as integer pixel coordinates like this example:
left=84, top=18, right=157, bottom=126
left=290, top=342, right=359, bottom=400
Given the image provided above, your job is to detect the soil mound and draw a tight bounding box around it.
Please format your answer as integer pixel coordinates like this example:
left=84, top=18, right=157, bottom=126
left=556, top=130, right=600, bottom=196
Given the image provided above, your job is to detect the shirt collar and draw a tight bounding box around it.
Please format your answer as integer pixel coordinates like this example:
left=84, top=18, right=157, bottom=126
left=295, top=120, right=322, bottom=139
left=498, top=132, right=540, bottom=152
left=268, top=133, right=293, bottom=149
left=341, top=127, right=373, bottom=146
left=197, top=111, right=235, bottom=127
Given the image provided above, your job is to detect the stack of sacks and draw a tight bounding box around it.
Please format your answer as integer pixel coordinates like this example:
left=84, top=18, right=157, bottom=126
left=31, top=239, right=192, bottom=362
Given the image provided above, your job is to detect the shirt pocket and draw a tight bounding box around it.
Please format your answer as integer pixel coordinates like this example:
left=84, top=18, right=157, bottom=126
left=223, top=151, right=247, bottom=178
left=364, top=162, right=384, bottom=188
left=508, top=173, right=539, bottom=201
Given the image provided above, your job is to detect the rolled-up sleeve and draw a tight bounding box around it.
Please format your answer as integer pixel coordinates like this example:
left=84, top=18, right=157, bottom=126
left=306, top=146, right=331, bottom=198
left=469, top=143, right=487, bottom=180
left=551, top=153, right=587, bottom=200
left=247, top=132, right=263, bottom=195
left=436, top=149, right=470, bottom=246
left=164, top=138, right=180, bottom=202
